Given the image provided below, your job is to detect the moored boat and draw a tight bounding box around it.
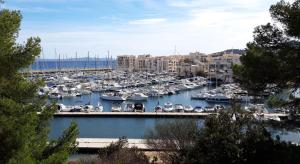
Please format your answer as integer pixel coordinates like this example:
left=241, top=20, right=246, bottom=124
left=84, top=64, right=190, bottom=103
left=133, top=103, right=145, bottom=112
left=111, top=103, right=122, bottom=112
left=100, top=92, right=126, bottom=101
left=184, top=105, right=194, bottom=113
left=127, top=93, right=148, bottom=101
left=163, top=102, right=174, bottom=112
left=174, top=104, right=184, bottom=113
left=154, top=105, right=163, bottom=112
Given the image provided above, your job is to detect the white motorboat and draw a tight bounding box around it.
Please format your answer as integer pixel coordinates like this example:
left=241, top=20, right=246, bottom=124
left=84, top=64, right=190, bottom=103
left=56, top=104, right=71, bottom=112
left=127, top=93, right=148, bottom=101
left=100, top=92, right=126, bottom=101
left=111, top=104, right=122, bottom=112
left=174, top=104, right=184, bottom=113
left=163, top=102, right=174, bottom=112
left=70, top=105, right=83, bottom=112
left=184, top=105, right=194, bottom=113
left=194, top=106, right=204, bottom=113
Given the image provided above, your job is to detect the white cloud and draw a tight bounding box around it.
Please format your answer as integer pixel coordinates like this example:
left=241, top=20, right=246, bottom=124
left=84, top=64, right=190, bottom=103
left=128, top=18, right=167, bottom=25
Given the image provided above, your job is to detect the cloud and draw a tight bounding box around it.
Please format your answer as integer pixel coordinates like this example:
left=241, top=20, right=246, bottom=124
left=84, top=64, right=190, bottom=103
left=128, top=18, right=167, bottom=25
left=13, top=0, right=283, bottom=58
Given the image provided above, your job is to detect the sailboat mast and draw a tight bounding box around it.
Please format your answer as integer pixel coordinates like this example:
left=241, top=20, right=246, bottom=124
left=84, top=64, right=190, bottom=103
left=75, top=52, right=78, bottom=73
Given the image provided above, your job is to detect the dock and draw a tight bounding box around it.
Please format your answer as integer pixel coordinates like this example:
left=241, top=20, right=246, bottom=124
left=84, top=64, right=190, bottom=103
left=53, top=112, right=290, bottom=119
left=77, top=138, right=149, bottom=150
left=54, top=112, right=214, bottom=118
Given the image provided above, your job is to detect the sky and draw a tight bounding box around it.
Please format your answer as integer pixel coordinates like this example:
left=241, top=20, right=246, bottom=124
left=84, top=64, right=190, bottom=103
left=3, top=0, right=295, bottom=58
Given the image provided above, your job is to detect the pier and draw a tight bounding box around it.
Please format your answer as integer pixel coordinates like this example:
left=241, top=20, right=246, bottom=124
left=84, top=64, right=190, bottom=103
left=77, top=138, right=149, bottom=150
left=55, top=112, right=215, bottom=118
left=53, top=112, right=290, bottom=119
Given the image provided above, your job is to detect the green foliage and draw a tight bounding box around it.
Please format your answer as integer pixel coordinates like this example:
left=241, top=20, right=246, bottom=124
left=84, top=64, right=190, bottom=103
left=234, top=0, right=300, bottom=110
left=0, top=8, right=78, bottom=163
left=185, top=111, right=300, bottom=164
left=76, top=137, right=149, bottom=164
left=145, top=110, right=300, bottom=164
left=145, top=119, right=198, bottom=163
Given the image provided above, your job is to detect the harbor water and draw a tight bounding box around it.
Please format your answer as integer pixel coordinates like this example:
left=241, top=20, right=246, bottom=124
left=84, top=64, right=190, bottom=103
left=50, top=88, right=300, bottom=143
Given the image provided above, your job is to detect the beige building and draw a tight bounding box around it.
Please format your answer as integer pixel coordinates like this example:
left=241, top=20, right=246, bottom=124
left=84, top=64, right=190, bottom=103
left=176, top=51, right=241, bottom=82
left=117, top=54, right=182, bottom=73
left=117, top=55, right=136, bottom=72
left=117, top=52, right=241, bottom=82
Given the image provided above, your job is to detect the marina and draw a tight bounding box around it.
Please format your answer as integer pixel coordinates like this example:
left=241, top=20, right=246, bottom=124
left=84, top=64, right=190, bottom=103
left=29, top=66, right=298, bottom=144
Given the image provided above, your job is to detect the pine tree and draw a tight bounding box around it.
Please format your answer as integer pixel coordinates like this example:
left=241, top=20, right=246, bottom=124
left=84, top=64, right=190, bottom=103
left=233, top=0, right=300, bottom=111
left=0, top=7, right=78, bottom=164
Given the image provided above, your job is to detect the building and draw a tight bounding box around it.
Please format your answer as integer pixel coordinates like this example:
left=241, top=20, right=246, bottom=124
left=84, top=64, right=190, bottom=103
left=117, top=54, right=182, bottom=73
left=205, top=53, right=241, bottom=83
left=117, top=55, right=136, bottom=72
left=117, top=51, right=241, bottom=82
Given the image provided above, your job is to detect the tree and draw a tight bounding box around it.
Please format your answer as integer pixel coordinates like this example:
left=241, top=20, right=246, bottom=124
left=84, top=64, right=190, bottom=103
left=0, top=7, right=78, bottom=163
left=233, top=0, right=300, bottom=111
left=184, top=111, right=300, bottom=164
left=76, top=138, right=149, bottom=164
left=145, top=109, right=300, bottom=164
left=145, top=119, right=198, bottom=164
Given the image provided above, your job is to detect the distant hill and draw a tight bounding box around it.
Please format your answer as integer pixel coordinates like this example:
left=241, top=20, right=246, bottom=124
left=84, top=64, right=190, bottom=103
left=211, top=49, right=245, bottom=55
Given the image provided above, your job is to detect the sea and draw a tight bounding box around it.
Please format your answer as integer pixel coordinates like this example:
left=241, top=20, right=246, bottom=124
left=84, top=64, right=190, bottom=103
left=30, top=58, right=116, bottom=70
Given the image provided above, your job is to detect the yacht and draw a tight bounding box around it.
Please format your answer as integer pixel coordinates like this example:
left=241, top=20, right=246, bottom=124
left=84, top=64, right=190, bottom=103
left=184, top=105, right=194, bottom=113
left=127, top=93, right=148, bottom=101
left=100, top=92, right=126, bottom=101
left=174, top=104, right=184, bottom=113
left=163, top=102, right=174, bottom=112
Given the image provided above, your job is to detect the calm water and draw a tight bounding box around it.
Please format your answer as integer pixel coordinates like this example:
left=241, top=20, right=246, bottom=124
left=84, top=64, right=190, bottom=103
left=50, top=88, right=300, bottom=143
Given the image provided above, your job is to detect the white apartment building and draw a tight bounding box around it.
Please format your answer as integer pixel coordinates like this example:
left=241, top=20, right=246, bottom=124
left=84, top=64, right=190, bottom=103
left=205, top=53, right=241, bottom=83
